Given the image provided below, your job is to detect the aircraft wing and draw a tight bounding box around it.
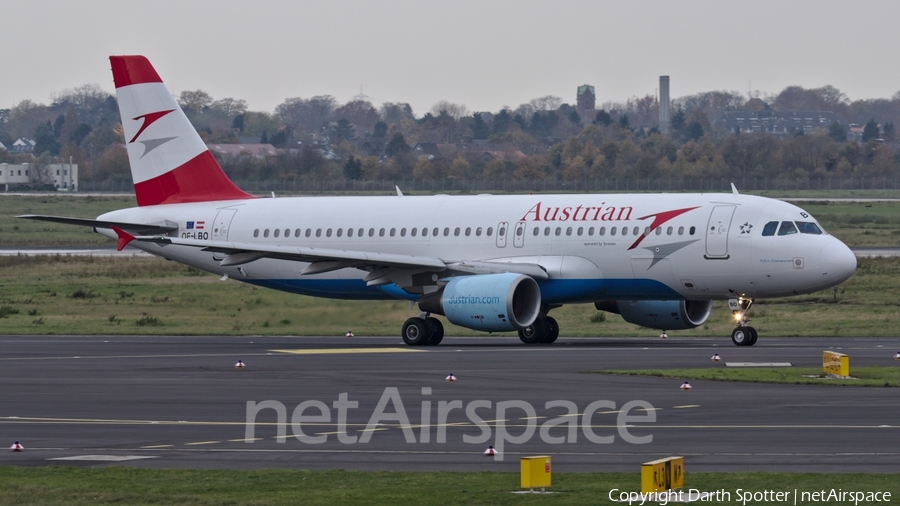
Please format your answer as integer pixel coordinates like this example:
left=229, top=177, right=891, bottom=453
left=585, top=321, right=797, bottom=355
left=127, top=234, right=549, bottom=281
left=17, top=215, right=178, bottom=236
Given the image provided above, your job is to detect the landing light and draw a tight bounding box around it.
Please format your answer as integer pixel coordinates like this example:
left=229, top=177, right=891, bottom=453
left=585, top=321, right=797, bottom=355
left=733, top=312, right=744, bottom=322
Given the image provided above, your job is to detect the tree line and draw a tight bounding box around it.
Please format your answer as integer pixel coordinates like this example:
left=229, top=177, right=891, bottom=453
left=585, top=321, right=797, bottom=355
left=1, top=82, right=899, bottom=186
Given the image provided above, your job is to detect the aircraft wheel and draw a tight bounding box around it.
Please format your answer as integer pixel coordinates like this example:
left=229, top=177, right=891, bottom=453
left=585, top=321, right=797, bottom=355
left=518, top=318, right=544, bottom=344
left=425, top=317, right=444, bottom=346
left=746, top=327, right=758, bottom=346
left=402, top=318, right=430, bottom=346
left=731, top=327, right=750, bottom=346
left=541, top=316, right=559, bottom=344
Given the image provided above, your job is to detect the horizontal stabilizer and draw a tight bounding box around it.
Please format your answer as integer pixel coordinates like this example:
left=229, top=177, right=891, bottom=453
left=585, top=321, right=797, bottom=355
left=16, top=215, right=178, bottom=235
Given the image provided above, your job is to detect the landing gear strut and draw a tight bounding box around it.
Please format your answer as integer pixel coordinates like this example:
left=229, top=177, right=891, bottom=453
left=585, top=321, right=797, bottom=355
left=401, top=313, right=444, bottom=346
left=518, top=315, right=559, bottom=344
left=729, top=297, right=758, bottom=346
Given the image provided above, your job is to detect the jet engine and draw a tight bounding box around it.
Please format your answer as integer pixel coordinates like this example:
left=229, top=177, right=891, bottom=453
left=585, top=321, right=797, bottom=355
left=418, top=273, right=541, bottom=332
left=594, top=300, right=712, bottom=330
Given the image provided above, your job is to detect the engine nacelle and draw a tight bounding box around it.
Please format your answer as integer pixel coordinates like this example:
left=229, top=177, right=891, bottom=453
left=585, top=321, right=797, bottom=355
left=419, top=273, right=541, bottom=332
left=595, top=300, right=712, bottom=330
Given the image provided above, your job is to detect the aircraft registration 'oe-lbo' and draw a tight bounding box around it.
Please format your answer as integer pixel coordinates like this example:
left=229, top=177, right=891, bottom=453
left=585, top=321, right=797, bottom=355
left=19, top=56, right=858, bottom=347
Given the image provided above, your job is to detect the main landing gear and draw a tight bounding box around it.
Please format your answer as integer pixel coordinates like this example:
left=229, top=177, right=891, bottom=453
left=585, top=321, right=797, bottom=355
left=729, top=297, right=757, bottom=346
left=518, top=315, right=559, bottom=344
left=401, top=313, right=444, bottom=346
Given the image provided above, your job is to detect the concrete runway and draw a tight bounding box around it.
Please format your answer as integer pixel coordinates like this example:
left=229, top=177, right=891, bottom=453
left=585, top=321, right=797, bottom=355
left=1, top=335, right=898, bottom=473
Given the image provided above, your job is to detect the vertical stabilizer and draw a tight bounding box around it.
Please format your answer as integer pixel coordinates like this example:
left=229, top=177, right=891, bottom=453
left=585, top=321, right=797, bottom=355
left=110, top=55, right=253, bottom=206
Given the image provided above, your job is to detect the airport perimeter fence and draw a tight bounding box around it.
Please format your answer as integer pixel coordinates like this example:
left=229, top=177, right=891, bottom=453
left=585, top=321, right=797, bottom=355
left=75, top=176, right=900, bottom=194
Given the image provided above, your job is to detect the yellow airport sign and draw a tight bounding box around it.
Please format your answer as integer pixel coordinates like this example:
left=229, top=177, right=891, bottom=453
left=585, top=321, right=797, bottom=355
left=520, top=456, right=551, bottom=489
left=823, top=351, right=849, bottom=377
left=641, top=456, right=684, bottom=493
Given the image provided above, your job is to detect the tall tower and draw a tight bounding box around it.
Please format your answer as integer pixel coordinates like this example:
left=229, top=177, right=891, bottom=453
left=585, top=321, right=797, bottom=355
left=577, top=85, right=596, bottom=123
left=659, top=76, right=671, bottom=134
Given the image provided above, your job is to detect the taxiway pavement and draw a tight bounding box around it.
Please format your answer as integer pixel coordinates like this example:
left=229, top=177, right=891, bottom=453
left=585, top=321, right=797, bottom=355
left=1, top=335, right=898, bottom=472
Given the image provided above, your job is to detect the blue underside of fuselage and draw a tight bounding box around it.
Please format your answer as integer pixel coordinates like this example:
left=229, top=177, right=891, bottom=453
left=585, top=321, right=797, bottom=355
left=245, top=278, right=683, bottom=303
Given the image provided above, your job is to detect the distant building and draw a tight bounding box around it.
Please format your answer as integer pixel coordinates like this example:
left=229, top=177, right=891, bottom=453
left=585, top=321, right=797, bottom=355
left=207, top=143, right=280, bottom=159
left=0, top=140, right=6, bottom=151
left=576, top=85, right=598, bottom=124
left=0, top=162, right=77, bottom=191
left=10, top=138, right=35, bottom=154
left=719, top=111, right=840, bottom=138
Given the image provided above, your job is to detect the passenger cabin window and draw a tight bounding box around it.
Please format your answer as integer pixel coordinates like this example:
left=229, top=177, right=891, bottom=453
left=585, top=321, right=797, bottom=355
left=305, top=229, right=312, bottom=238
left=400, top=228, right=406, bottom=237
left=762, top=221, right=778, bottom=236
left=533, top=227, right=540, bottom=236
left=274, top=229, right=280, bottom=238
left=689, top=226, right=695, bottom=235
left=777, top=221, right=798, bottom=236
left=253, top=229, right=259, bottom=238
left=316, top=229, right=322, bottom=237
left=294, top=229, right=301, bottom=238
left=599, top=227, right=606, bottom=236
left=465, top=227, right=471, bottom=236
left=264, top=229, right=269, bottom=238
left=476, top=227, right=482, bottom=236
left=797, top=221, right=823, bottom=234
left=326, top=229, right=332, bottom=237
left=337, top=229, right=342, bottom=237
left=487, top=227, right=493, bottom=236
left=411, top=228, right=417, bottom=237
left=348, top=228, right=354, bottom=237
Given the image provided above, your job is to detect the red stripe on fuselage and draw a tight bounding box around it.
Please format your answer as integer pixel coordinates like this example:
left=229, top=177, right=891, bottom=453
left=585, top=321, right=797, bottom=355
left=110, top=55, right=163, bottom=88
left=133, top=151, right=253, bottom=206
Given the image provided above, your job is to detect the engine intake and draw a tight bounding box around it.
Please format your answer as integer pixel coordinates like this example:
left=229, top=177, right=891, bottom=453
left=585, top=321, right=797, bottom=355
left=595, top=300, right=712, bottom=330
left=419, top=273, right=541, bottom=332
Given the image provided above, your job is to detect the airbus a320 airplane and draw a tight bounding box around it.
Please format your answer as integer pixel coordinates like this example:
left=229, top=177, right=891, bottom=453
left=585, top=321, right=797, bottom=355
left=20, top=56, right=858, bottom=347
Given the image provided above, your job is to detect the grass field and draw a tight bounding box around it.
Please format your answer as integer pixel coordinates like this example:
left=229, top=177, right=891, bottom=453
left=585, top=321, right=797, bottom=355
left=2, top=194, right=900, bottom=247
left=0, top=467, right=896, bottom=505
left=597, top=367, right=900, bottom=387
left=0, top=254, right=897, bottom=337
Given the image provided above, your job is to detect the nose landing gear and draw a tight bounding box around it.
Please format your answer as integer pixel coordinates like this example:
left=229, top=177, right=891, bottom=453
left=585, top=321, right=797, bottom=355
left=729, top=297, right=757, bottom=346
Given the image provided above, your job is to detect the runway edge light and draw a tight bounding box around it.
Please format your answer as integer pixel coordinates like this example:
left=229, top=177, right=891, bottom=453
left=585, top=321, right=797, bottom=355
left=894, top=351, right=900, bottom=360
left=484, top=445, right=496, bottom=456
left=711, top=353, right=721, bottom=361
left=680, top=381, right=692, bottom=390
left=520, top=456, right=551, bottom=492
left=445, top=373, right=457, bottom=382
left=235, top=360, right=245, bottom=368
left=10, top=441, right=23, bottom=452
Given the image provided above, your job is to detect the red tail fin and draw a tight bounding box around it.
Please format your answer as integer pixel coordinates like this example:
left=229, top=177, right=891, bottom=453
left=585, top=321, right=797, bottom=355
left=110, top=55, right=253, bottom=206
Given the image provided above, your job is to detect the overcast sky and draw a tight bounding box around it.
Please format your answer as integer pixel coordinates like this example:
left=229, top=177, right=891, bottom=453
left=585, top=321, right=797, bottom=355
left=3, top=0, right=899, bottom=116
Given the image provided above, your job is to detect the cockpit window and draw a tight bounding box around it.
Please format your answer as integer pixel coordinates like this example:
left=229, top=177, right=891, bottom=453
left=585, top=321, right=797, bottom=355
left=796, top=221, right=823, bottom=234
left=777, top=221, right=798, bottom=236
left=762, top=221, right=778, bottom=236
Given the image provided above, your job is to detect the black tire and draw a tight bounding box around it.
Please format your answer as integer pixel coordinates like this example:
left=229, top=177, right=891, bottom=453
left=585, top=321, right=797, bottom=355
left=541, top=316, right=559, bottom=344
left=425, top=317, right=444, bottom=346
left=746, top=326, right=758, bottom=346
left=518, top=318, right=544, bottom=344
left=731, top=327, right=750, bottom=346
left=402, top=318, right=430, bottom=346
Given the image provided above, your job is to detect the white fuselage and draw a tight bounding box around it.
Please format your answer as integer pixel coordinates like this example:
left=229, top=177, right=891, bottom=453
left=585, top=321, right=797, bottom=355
left=97, top=192, right=857, bottom=304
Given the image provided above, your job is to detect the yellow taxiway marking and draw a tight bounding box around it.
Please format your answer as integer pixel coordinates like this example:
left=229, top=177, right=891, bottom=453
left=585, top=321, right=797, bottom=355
left=140, top=444, right=174, bottom=449
left=270, top=348, right=424, bottom=355
left=185, top=441, right=221, bottom=446
left=673, top=405, right=701, bottom=409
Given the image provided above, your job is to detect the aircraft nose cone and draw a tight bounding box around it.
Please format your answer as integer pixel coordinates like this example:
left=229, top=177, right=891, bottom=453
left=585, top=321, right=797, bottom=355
left=819, top=241, right=857, bottom=284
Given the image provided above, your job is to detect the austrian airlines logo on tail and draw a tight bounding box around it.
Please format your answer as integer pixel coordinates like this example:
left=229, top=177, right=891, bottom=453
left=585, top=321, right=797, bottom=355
left=129, top=109, right=177, bottom=158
